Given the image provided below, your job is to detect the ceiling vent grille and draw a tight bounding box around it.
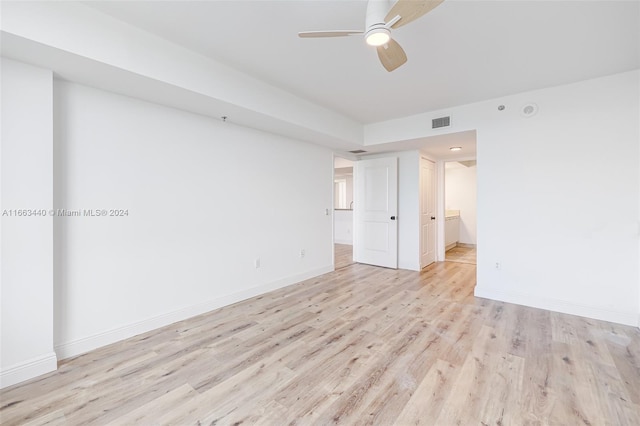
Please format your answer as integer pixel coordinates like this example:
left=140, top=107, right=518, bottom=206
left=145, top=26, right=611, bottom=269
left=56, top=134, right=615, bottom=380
left=349, top=150, right=367, bottom=154
left=432, top=116, right=451, bottom=129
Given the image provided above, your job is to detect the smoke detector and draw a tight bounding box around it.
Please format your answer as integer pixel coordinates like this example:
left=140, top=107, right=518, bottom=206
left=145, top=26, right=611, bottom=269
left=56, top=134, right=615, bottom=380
left=521, top=103, right=538, bottom=118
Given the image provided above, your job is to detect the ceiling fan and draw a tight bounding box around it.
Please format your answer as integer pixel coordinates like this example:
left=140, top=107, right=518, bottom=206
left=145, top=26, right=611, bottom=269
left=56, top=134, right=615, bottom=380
left=298, top=0, right=444, bottom=72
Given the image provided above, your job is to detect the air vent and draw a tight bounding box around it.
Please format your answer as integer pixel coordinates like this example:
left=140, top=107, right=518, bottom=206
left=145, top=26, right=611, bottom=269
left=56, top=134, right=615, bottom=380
left=432, top=116, right=451, bottom=129
left=349, top=150, right=367, bottom=154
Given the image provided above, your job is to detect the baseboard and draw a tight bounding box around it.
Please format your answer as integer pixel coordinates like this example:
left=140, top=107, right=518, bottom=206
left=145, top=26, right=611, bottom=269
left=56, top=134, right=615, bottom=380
left=474, top=286, right=637, bottom=327
left=456, top=242, right=476, bottom=248
left=0, top=352, right=57, bottom=389
left=445, top=242, right=476, bottom=251
left=55, top=265, right=334, bottom=360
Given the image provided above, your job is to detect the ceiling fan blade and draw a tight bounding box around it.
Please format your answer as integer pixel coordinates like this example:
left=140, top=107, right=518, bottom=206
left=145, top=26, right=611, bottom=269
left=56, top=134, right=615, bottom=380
left=385, top=0, right=444, bottom=29
left=377, top=38, right=407, bottom=72
left=298, top=30, right=363, bottom=38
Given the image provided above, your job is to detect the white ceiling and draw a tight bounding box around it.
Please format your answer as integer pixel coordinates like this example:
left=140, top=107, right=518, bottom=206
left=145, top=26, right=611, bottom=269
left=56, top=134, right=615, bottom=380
left=85, top=0, right=639, bottom=125
left=395, top=130, right=477, bottom=160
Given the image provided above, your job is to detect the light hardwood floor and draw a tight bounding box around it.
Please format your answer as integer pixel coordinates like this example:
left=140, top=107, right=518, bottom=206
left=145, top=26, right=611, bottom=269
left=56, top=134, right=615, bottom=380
left=445, top=245, right=476, bottom=265
left=1, top=261, right=639, bottom=425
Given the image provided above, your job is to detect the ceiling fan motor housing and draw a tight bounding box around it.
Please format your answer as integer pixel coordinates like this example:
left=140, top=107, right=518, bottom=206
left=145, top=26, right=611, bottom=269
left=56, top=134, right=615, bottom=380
left=366, top=0, right=391, bottom=29
left=365, top=0, right=392, bottom=45
left=299, top=0, right=445, bottom=72
left=365, top=25, right=391, bottom=46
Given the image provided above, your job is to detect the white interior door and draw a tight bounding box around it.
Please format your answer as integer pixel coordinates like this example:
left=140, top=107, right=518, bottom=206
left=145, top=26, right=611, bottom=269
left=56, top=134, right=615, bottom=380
left=353, top=156, right=398, bottom=269
left=420, top=157, right=436, bottom=268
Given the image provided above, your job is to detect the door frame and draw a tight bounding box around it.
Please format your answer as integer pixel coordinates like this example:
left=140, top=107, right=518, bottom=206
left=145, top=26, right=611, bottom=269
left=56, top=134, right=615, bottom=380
left=332, top=154, right=358, bottom=270
left=439, top=155, right=478, bottom=261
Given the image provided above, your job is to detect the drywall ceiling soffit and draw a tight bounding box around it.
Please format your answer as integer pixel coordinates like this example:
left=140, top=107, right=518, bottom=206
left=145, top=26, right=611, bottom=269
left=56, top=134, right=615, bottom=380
left=85, top=0, right=640, bottom=123
left=0, top=32, right=364, bottom=153
left=0, top=1, right=365, bottom=152
left=3, top=1, right=638, bottom=153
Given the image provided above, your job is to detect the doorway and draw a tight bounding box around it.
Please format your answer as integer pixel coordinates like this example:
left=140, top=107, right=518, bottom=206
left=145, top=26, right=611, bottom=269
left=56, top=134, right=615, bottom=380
left=444, top=160, right=477, bottom=265
left=333, top=156, right=355, bottom=270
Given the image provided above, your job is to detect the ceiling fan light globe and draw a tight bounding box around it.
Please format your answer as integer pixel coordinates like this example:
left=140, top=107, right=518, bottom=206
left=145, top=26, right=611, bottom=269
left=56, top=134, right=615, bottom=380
left=366, top=28, right=390, bottom=46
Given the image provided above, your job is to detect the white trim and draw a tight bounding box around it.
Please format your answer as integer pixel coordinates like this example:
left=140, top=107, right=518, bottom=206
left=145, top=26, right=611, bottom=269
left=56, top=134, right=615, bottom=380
left=0, top=352, right=58, bottom=389
left=445, top=242, right=457, bottom=251
left=435, top=160, right=446, bottom=262
left=55, top=265, right=333, bottom=359
left=474, top=285, right=637, bottom=327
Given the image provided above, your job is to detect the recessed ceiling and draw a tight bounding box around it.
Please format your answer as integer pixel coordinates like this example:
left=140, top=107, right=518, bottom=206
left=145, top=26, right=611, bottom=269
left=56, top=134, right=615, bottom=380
left=84, top=0, right=640, bottom=124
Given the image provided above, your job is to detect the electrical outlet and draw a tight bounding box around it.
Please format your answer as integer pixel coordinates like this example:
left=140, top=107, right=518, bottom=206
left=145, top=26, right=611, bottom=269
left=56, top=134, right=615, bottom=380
left=300, top=249, right=306, bottom=258
left=495, top=262, right=501, bottom=270
left=255, top=258, right=261, bottom=269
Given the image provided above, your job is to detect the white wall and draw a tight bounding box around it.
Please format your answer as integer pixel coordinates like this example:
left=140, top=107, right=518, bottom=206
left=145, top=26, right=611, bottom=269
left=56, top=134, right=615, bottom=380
left=334, top=210, right=353, bottom=245
left=52, top=81, right=334, bottom=358
left=445, top=164, right=477, bottom=244
left=1, top=59, right=57, bottom=388
left=367, top=70, right=640, bottom=326
left=476, top=72, right=639, bottom=325
left=345, top=175, right=354, bottom=208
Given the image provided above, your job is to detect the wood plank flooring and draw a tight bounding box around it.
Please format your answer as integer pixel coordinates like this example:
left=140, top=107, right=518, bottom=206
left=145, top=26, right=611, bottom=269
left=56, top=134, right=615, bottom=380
left=334, top=244, right=354, bottom=270
left=1, top=261, right=639, bottom=425
left=445, top=245, right=476, bottom=265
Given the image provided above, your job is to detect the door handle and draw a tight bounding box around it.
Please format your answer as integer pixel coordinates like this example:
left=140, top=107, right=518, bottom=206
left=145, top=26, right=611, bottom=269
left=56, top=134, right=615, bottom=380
left=431, top=216, right=436, bottom=220
left=390, top=216, right=396, bottom=220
